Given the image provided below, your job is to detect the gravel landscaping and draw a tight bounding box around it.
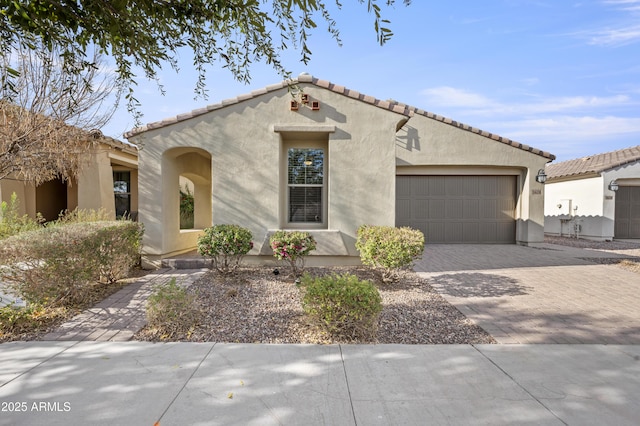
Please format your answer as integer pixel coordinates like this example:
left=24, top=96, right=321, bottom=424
left=135, top=266, right=497, bottom=345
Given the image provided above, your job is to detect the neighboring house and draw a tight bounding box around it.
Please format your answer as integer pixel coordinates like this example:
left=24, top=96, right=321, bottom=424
left=125, top=73, right=554, bottom=268
left=0, top=131, right=138, bottom=222
left=544, top=145, right=640, bottom=241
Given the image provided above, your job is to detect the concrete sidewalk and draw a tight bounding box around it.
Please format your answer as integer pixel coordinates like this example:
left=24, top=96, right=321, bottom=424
left=1, top=342, right=639, bottom=425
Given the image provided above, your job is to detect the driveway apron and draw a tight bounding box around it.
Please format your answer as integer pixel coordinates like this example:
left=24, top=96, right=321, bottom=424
left=414, top=244, right=640, bottom=344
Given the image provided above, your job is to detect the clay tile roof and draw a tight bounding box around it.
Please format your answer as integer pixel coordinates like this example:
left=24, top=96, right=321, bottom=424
left=124, top=74, right=554, bottom=160
left=546, top=145, right=640, bottom=180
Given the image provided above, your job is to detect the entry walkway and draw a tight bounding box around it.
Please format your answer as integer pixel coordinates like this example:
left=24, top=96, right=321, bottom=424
left=41, top=268, right=208, bottom=342
left=415, top=243, right=640, bottom=344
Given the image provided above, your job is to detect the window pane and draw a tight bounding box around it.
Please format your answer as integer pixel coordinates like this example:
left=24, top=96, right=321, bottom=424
left=113, top=171, right=130, bottom=193
left=289, top=187, right=322, bottom=222
left=115, top=194, right=131, bottom=218
left=288, top=148, right=323, bottom=185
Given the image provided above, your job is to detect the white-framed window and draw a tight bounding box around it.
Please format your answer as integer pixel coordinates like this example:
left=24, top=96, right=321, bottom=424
left=283, top=142, right=327, bottom=229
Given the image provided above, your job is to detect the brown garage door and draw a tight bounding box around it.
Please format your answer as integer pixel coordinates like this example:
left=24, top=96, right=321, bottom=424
left=615, top=186, right=640, bottom=239
left=396, top=175, right=517, bottom=243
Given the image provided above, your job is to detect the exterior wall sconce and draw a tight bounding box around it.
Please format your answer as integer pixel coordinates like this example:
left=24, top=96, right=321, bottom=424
left=301, top=94, right=309, bottom=104
left=608, top=180, right=619, bottom=191
left=535, top=169, right=547, bottom=184
left=311, top=101, right=320, bottom=110
left=290, top=100, right=299, bottom=111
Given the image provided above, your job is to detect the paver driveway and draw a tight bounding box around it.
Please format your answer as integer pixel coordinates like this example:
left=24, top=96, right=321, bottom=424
left=414, top=243, right=640, bottom=344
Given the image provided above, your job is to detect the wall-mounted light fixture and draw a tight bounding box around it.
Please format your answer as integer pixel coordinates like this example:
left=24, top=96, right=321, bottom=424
left=535, top=169, right=547, bottom=184
left=608, top=180, right=619, bottom=191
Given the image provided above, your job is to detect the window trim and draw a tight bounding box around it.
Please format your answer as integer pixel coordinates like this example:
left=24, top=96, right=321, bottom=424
left=282, top=140, right=328, bottom=230
left=113, top=170, right=131, bottom=219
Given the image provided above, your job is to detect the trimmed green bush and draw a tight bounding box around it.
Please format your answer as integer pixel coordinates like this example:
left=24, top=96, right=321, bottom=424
left=197, top=224, right=254, bottom=274
left=269, top=230, right=316, bottom=277
left=145, top=278, right=201, bottom=340
left=356, top=225, right=425, bottom=282
left=0, top=221, right=143, bottom=307
left=300, top=273, right=382, bottom=341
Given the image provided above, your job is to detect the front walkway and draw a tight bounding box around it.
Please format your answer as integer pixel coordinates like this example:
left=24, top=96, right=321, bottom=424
left=415, top=243, right=640, bottom=344
left=41, top=269, right=208, bottom=341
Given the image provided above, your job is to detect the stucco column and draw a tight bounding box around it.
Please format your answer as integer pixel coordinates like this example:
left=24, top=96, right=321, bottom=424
left=517, top=167, right=546, bottom=244
left=77, top=151, right=116, bottom=218
left=139, top=147, right=164, bottom=268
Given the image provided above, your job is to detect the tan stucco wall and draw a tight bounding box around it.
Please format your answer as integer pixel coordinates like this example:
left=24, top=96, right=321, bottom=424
left=0, top=179, right=35, bottom=217
left=396, top=115, right=551, bottom=244
left=131, top=85, right=406, bottom=267
left=1, top=140, right=138, bottom=221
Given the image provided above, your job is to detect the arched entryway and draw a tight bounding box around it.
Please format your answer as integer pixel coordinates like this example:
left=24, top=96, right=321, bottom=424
left=160, top=147, right=212, bottom=257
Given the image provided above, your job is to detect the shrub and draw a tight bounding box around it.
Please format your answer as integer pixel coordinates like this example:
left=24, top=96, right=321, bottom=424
left=300, top=273, right=382, bottom=341
left=0, top=221, right=143, bottom=307
left=0, top=193, right=42, bottom=239
left=145, top=278, right=201, bottom=340
left=269, top=230, right=316, bottom=277
left=0, top=303, right=64, bottom=340
left=197, top=224, right=254, bottom=274
left=356, top=225, right=425, bottom=282
left=179, top=185, right=194, bottom=229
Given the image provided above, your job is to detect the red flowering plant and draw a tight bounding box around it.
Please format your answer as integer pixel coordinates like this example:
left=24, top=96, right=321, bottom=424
left=197, top=225, right=254, bottom=274
left=269, top=230, right=316, bottom=277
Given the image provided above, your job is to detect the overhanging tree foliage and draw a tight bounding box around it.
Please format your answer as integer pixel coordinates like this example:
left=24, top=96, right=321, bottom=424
left=1, top=0, right=411, bottom=123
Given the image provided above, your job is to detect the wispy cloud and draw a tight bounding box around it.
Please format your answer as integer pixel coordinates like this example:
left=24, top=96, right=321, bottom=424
left=420, top=86, right=640, bottom=160
left=603, top=0, right=640, bottom=12
left=421, top=87, right=631, bottom=116
left=568, top=0, right=640, bottom=46
left=586, top=25, right=640, bottom=46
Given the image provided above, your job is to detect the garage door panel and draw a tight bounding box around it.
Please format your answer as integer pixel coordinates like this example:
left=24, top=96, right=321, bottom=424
left=615, top=187, right=640, bottom=239
left=429, top=199, right=446, bottom=219
left=446, top=177, right=464, bottom=196
left=446, top=223, right=464, bottom=241
left=428, top=176, right=446, bottom=196
left=396, top=175, right=516, bottom=243
left=447, top=199, right=464, bottom=219
left=464, top=199, right=479, bottom=218
left=396, top=199, right=411, bottom=221
left=497, top=222, right=516, bottom=242
left=427, top=223, right=445, bottom=241
left=397, top=178, right=412, bottom=198
left=479, top=199, right=497, bottom=219
left=463, top=223, right=479, bottom=242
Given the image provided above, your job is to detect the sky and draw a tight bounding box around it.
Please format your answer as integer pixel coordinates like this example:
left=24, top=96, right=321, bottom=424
left=101, top=0, right=640, bottom=163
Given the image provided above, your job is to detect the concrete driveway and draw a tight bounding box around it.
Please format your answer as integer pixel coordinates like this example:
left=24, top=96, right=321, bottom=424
left=414, top=243, right=640, bottom=344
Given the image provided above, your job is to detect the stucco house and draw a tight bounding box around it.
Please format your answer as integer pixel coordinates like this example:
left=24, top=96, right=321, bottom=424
left=125, top=73, right=554, bottom=268
left=544, top=145, right=640, bottom=240
left=0, top=132, right=138, bottom=222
